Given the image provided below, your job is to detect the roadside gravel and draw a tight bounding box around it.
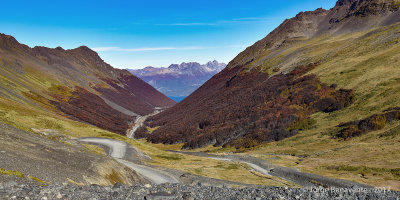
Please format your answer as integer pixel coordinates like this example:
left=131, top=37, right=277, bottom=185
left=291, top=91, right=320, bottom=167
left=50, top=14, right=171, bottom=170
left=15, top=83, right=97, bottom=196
left=1, top=182, right=398, bottom=200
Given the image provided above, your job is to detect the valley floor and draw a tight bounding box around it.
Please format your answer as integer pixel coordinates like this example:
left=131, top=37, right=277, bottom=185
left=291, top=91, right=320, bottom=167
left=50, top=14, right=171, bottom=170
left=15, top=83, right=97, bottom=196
left=0, top=88, right=399, bottom=193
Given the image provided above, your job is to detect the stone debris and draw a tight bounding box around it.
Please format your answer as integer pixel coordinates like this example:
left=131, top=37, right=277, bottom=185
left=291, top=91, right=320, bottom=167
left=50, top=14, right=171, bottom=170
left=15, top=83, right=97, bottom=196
left=0, top=183, right=399, bottom=200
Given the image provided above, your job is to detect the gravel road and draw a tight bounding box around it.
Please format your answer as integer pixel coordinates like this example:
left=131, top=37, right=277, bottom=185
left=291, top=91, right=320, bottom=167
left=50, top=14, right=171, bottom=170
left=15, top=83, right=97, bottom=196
left=117, top=159, right=180, bottom=184
left=79, top=138, right=127, bottom=159
left=128, top=110, right=161, bottom=139
left=170, top=151, right=372, bottom=189
left=127, top=116, right=147, bottom=138
left=78, top=137, right=180, bottom=184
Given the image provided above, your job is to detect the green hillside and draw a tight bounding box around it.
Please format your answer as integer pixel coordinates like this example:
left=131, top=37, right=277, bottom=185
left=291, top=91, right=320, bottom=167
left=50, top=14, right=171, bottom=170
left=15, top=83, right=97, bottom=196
left=243, top=22, right=400, bottom=189
left=138, top=1, right=400, bottom=189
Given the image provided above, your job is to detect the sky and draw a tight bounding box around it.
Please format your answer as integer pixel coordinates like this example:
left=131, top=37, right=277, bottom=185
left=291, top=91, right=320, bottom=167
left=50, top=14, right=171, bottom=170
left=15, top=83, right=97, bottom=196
left=0, top=0, right=336, bottom=69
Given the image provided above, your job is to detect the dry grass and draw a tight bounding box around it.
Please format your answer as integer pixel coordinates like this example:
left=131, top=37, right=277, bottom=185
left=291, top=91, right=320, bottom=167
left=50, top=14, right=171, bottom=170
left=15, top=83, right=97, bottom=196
left=67, top=178, right=85, bottom=186
left=0, top=168, right=24, bottom=178
left=146, top=126, right=160, bottom=134
left=105, top=169, right=126, bottom=185
left=0, top=168, right=47, bottom=184
left=27, top=176, right=47, bottom=184
left=123, top=138, right=294, bottom=186
left=247, top=113, right=400, bottom=190
left=235, top=23, right=400, bottom=190
left=81, top=144, right=107, bottom=156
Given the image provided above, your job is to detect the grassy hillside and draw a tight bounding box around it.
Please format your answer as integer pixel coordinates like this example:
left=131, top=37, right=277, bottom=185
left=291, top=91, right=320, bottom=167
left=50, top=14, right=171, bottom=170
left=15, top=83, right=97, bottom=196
left=0, top=34, right=175, bottom=135
left=139, top=0, right=400, bottom=149
left=189, top=23, right=400, bottom=190
left=133, top=1, right=400, bottom=189
left=247, top=22, right=400, bottom=190
left=247, top=22, right=400, bottom=118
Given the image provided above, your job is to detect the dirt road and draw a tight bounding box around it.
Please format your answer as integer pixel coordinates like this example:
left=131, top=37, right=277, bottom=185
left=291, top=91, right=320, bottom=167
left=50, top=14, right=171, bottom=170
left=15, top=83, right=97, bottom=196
left=170, top=151, right=372, bottom=188
left=78, top=137, right=179, bottom=184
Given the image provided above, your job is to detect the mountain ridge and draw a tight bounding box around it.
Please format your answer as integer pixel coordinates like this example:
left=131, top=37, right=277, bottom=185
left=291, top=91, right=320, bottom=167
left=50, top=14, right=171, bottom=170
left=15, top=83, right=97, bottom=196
left=138, top=0, right=400, bottom=148
left=0, top=33, right=175, bottom=134
left=228, top=0, right=400, bottom=71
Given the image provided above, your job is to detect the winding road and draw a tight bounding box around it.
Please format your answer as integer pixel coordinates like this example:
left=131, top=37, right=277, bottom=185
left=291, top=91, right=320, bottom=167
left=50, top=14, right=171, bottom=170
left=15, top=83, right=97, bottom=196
left=127, top=110, right=161, bottom=139
left=170, top=151, right=373, bottom=188
left=116, top=159, right=180, bottom=184
left=78, top=138, right=371, bottom=188
left=79, top=138, right=127, bottom=159
left=78, top=137, right=179, bottom=184
left=127, top=116, right=147, bottom=139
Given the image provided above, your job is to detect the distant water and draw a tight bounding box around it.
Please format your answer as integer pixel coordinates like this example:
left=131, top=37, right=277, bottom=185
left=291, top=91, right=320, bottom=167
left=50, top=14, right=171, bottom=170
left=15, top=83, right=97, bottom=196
left=168, top=96, right=187, bottom=102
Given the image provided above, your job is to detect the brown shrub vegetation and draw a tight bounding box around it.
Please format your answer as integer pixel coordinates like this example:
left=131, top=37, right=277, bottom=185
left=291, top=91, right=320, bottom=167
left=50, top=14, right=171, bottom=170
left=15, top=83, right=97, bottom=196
left=337, top=107, right=400, bottom=140
left=95, top=75, right=175, bottom=116
left=139, top=62, right=355, bottom=149
left=50, top=86, right=132, bottom=134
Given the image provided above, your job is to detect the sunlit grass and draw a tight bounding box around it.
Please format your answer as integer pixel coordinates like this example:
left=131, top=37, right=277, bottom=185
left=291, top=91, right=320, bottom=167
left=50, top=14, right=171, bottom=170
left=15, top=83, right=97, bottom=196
left=0, top=96, right=293, bottom=186
left=227, top=23, right=400, bottom=190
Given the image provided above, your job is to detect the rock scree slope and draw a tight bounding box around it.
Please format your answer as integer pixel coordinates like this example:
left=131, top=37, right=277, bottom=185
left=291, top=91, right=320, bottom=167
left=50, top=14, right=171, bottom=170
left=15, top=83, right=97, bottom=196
left=2, top=183, right=400, bottom=200
left=0, top=122, right=147, bottom=186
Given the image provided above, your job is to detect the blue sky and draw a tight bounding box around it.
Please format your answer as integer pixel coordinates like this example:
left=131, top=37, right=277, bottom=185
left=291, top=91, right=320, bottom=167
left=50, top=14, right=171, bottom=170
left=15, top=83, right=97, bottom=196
left=0, top=0, right=336, bottom=69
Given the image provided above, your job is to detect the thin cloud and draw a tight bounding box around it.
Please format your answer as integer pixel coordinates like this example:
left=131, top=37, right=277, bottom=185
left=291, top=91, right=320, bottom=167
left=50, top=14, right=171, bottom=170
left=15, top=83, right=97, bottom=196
left=155, top=16, right=283, bottom=27
left=155, top=23, right=218, bottom=26
left=92, top=47, right=176, bottom=52
left=226, top=44, right=249, bottom=48
left=92, top=46, right=211, bottom=52
left=231, top=17, right=283, bottom=21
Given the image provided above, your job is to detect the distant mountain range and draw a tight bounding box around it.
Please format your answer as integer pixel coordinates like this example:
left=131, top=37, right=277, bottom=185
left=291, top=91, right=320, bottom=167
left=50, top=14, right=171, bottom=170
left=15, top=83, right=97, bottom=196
left=127, top=61, right=226, bottom=99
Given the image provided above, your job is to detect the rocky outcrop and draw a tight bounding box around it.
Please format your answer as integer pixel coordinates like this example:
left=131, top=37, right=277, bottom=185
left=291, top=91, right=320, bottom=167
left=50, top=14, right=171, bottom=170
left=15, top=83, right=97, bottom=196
left=229, top=0, right=400, bottom=70
left=335, top=0, right=399, bottom=17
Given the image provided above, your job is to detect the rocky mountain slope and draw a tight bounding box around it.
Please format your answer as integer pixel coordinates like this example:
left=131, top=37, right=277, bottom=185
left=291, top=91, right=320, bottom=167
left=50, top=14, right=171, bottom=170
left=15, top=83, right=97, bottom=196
left=0, top=122, right=147, bottom=186
left=127, top=61, right=226, bottom=97
left=139, top=0, right=400, bottom=148
left=0, top=34, right=175, bottom=134
left=229, top=0, right=400, bottom=71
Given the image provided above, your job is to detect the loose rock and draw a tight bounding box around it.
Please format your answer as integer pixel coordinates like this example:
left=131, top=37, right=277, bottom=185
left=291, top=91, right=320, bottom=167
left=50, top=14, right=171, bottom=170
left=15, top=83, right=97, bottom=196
left=0, top=183, right=399, bottom=200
